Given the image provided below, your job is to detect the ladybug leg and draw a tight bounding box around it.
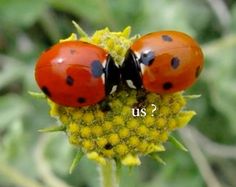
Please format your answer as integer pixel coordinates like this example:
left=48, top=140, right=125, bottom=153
left=104, top=55, right=120, bottom=95
left=121, top=49, right=142, bottom=89
left=136, top=89, right=147, bottom=103
left=99, top=100, right=111, bottom=112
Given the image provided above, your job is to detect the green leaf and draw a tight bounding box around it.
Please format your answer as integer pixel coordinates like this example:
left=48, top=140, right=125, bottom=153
left=49, top=0, right=110, bottom=26
left=0, top=94, right=30, bottom=128
left=0, top=55, right=25, bottom=90
left=1, top=119, right=25, bottom=159
left=204, top=45, right=236, bottom=133
left=142, top=0, right=211, bottom=35
left=0, top=0, right=48, bottom=27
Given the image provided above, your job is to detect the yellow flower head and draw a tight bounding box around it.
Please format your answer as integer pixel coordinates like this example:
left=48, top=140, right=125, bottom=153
left=38, top=24, right=196, bottom=166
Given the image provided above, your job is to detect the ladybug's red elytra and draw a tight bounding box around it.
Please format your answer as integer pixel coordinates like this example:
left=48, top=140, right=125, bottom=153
left=35, top=41, right=120, bottom=107
left=121, top=31, right=204, bottom=94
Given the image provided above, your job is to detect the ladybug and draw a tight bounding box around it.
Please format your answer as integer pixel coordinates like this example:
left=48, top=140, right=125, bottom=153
left=121, top=31, right=204, bottom=94
left=35, top=41, right=120, bottom=107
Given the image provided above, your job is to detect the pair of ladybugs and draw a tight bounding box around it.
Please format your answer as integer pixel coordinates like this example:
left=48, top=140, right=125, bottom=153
left=35, top=31, right=204, bottom=107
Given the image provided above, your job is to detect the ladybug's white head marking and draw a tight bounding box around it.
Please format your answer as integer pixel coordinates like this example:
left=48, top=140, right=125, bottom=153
left=101, top=74, right=105, bottom=84
left=139, top=50, right=155, bottom=66
left=140, top=64, right=145, bottom=74
left=126, top=80, right=137, bottom=89
left=110, top=85, right=118, bottom=94
left=134, top=51, right=141, bottom=60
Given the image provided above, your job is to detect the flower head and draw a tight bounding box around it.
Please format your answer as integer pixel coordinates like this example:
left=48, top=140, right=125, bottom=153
left=42, top=25, right=196, bottom=166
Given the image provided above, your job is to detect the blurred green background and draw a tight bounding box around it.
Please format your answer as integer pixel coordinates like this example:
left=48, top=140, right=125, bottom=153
left=1, top=0, right=236, bottom=187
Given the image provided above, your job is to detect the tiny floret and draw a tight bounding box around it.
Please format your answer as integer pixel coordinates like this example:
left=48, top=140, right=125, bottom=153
left=121, top=154, right=141, bottom=166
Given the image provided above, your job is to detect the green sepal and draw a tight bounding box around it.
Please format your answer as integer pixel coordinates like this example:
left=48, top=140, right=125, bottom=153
left=169, top=135, right=188, bottom=152
left=149, top=153, right=166, bottom=165
left=69, top=150, right=84, bottom=174
left=130, top=34, right=140, bottom=42
left=122, top=26, right=132, bottom=38
left=28, top=91, right=46, bottom=99
left=38, top=125, right=66, bottom=133
left=72, top=21, right=88, bottom=38
left=183, top=94, right=201, bottom=99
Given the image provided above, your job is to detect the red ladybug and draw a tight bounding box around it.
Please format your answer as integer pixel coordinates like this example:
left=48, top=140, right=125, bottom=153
left=121, top=31, right=204, bottom=94
left=35, top=41, right=120, bottom=107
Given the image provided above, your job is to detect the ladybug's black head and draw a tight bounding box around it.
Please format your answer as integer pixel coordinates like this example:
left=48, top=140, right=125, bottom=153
left=120, top=49, right=142, bottom=89
left=104, top=55, right=121, bottom=95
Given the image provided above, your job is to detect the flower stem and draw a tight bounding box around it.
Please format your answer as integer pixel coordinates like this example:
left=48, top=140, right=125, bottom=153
left=99, top=160, right=119, bottom=187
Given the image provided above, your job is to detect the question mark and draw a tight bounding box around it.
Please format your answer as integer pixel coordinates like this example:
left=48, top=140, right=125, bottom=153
left=151, top=104, right=157, bottom=116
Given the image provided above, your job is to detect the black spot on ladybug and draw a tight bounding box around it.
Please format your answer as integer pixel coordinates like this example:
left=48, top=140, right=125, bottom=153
left=163, top=82, right=173, bottom=90
left=70, top=49, right=76, bottom=54
left=66, top=75, right=74, bottom=86
left=162, top=35, right=173, bottom=42
left=195, top=66, right=201, bottom=78
left=171, top=57, right=180, bottom=69
left=104, top=143, right=113, bottom=150
left=41, top=86, right=51, bottom=97
left=91, top=60, right=104, bottom=77
left=140, top=51, right=155, bottom=66
left=77, top=97, right=86, bottom=103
